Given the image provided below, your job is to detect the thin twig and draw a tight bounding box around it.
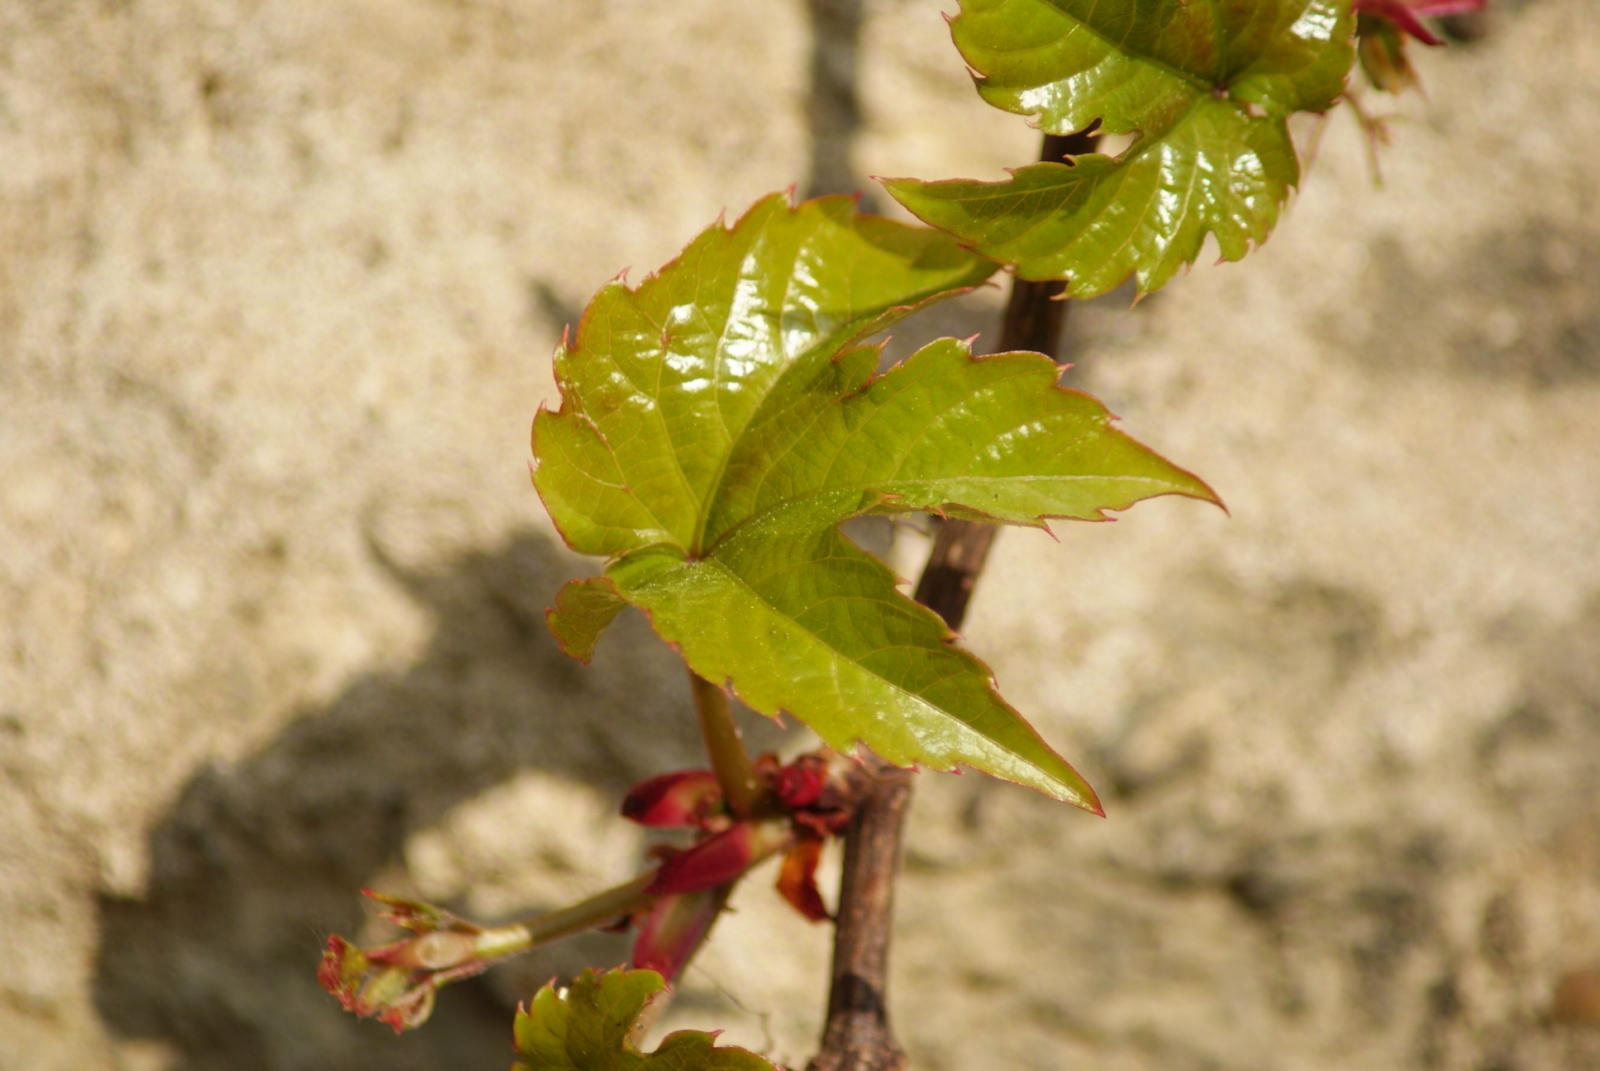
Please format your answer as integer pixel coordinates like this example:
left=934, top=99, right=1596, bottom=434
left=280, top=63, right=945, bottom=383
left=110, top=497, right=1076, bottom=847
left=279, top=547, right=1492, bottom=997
left=449, top=871, right=661, bottom=964
left=518, top=871, right=659, bottom=946
left=807, top=128, right=1097, bottom=1071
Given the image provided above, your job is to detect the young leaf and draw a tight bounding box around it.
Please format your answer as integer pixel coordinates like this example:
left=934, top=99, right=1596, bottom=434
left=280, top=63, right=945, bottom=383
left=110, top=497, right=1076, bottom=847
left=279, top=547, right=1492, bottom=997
left=533, top=194, right=1219, bottom=809
left=513, top=968, right=773, bottom=1071
left=1354, top=0, right=1483, bottom=94
left=548, top=577, right=629, bottom=664
left=532, top=193, right=999, bottom=561
left=604, top=500, right=1104, bottom=806
left=883, top=0, right=1356, bottom=296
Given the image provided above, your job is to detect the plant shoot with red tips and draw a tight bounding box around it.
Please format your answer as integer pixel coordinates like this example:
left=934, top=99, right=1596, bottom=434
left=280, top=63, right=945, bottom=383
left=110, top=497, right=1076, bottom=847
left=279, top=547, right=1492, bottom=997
left=315, top=4, right=1471, bottom=1067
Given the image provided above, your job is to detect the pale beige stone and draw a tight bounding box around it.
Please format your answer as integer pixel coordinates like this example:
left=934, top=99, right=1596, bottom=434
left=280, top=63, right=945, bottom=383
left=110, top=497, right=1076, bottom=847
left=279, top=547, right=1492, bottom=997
left=4, top=1, right=1598, bottom=1069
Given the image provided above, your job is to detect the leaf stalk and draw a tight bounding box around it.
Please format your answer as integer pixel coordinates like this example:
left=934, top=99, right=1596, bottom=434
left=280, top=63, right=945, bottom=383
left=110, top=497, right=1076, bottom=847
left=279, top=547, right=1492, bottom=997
left=518, top=870, right=660, bottom=946
left=688, top=669, right=770, bottom=820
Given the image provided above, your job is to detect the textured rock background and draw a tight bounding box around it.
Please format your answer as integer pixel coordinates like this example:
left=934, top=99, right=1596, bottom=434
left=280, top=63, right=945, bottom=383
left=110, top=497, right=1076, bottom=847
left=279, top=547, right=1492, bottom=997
left=2, top=2, right=1598, bottom=1070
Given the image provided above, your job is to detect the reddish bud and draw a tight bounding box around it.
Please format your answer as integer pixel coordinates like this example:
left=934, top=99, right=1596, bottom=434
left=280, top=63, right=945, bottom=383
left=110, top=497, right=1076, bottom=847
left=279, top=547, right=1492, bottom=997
left=776, top=836, right=830, bottom=922
left=1354, top=0, right=1485, bottom=94
left=621, top=770, right=725, bottom=829
left=362, top=890, right=467, bottom=934
left=646, top=820, right=793, bottom=896
left=774, top=755, right=825, bottom=808
left=318, top=935, right=368, bottom=1012
left=318, top=934, right=451, bottom=1033
left=1408, top=0, right=1486, bottom=15
left=772, top=750, right=859, bottom=835
left=1354, top=0, right=1446, bottom=45
left=317, top=893, right=527, bottom=1032
left=377, top=992, right=435, bottom=1034
left=369, top=930, right=480, bottom=971
left=794, top=808, right=850, bottom=838
left=647, top=823, right=755, bottom=896
left=632, top=889, right=722, bottom=982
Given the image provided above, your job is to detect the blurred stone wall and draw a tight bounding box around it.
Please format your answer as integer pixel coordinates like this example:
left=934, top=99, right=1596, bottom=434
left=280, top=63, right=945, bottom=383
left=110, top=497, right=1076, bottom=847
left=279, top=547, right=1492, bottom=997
left=2, top=2, right=1598, bottom=1070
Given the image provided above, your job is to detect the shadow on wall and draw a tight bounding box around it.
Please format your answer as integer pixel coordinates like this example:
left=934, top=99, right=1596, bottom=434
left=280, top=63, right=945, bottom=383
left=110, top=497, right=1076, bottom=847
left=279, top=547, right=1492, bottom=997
left=92, top=11, right=878, bottom=1067
left=1330, top=219, right=1600, bottom=388
left=91, top=531, right=789, bottom=1071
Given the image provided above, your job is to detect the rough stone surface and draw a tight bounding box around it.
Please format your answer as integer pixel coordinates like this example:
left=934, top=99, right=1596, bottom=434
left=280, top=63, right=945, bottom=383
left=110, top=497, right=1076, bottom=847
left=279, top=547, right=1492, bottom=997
left=2, top=2, right=1598, bottom=1070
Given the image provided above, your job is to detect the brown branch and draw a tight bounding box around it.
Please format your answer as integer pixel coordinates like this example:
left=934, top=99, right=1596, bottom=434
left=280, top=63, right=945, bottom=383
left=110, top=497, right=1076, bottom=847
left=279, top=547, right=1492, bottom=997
left=807, top=129, right=1097, bottom=1071
left=806, top=756, right=914, bottom=1071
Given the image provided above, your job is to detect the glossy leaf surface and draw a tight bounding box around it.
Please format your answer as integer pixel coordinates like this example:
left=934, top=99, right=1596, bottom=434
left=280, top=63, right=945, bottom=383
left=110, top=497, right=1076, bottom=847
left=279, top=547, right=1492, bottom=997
left=533, top=193, right=998, bottom=560
left=884, top=0, right=1355, bottom=295
left=534, top=194, right=1218, bottom=808
left=513, top=968, right=773, bottom=1071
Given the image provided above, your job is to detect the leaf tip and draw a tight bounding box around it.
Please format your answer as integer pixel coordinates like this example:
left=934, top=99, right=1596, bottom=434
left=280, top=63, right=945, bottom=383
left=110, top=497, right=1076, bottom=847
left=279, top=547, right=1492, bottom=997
left=546, top=611, right=595, bottom=665
left=1167, top=458, right=1227, bottom=514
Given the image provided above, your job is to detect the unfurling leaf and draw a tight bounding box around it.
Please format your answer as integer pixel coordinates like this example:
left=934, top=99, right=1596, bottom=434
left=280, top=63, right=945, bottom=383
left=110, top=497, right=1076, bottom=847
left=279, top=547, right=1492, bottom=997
left=547, top=577, right=628, bottom=664
left=883, top=0, right=1356, bottom=296
left=632, top=892, right=723, bottom=983
left=533, top=193, right=1219, bottom=809
left=646, top=820, right=793, bottom=897
left=622, top=770, right=727, bottom=829
left=1356, top=12, right=1420, bottom=92
left=513, top=968, right=775, bottom=1071
left=777, top=835, right=830, bottom=922
left=319, top=893, right=533, bottom=1032
left=772, top=750, right=860, bottom=834
left=1354, top=0, right=1483, bottom=93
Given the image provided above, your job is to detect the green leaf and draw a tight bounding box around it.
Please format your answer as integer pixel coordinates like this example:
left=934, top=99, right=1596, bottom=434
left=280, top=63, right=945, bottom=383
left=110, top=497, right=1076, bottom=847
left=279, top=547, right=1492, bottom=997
left=548, top=577, right=629, bottom=664
left=882, top=0, right=1355, bottom=296
left=704, top=338, right=1213, bottom=544
left=532, top=193, right=999, bottom=561
left=534, top=193, right=1219, bottom=807
left=953, top=0, right=1353, bottom=131
left=608, top=513, right=1101, bottom=805
left=513, top=968, right=774, bottom=1071
left=883, top=102, right=1300, bottom=297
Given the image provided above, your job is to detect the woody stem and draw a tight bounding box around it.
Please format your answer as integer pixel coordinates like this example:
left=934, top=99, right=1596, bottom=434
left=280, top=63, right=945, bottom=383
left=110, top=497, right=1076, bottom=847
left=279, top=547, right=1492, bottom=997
left=807, top=128, right=1097, bottom=1071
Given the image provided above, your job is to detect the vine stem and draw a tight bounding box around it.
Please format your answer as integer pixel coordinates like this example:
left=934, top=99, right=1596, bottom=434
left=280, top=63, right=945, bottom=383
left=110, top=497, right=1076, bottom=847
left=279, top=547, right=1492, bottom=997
left=437, top=871, right=659, bottom=968
left=689, top=669, right=769, bottom=820
left=517, top=871, right=659, bottom=946
left=807, top=130, right=1096, bottom=1071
